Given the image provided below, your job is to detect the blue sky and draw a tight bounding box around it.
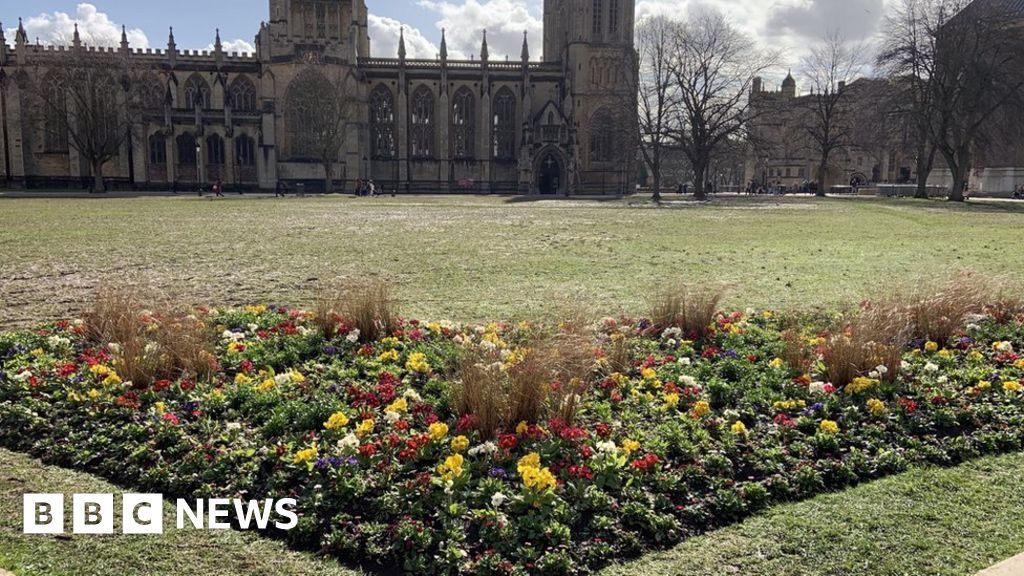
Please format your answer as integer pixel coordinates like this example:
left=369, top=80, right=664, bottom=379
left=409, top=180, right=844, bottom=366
left=1, top=1, right=887, bottom=70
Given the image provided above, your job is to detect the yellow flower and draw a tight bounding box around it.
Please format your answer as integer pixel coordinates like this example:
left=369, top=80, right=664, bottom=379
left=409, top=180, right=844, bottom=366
left=235, top=373, right=253, bottom=385
left=227, top=341, right=245, bottom=354
left=289, top=371, right=305, bottom=383
left=769, top=357, right=784, bottom=368
left=866, top=398, right=886, bottom=416
left=730, top=421, right=747, bottom=435
left=437, top=454, right=465, bottom=481
left=663, top=393, right=680, bottom=408
left=773, top=399, right=807, bottom=411
left=90, top=364, right=112, bottom=377
left=451, top=435, right=470, bottom=453
left=691, top=400, right=711, bottom=418
left=641, top=367, right=657, bottom=380
left=1014, top=359, right=1024, bottom=369
left=87, top=388, right=101, bottom=399
left=324, top=411, right=351, bottom=430
left=377, top=350, right=400, bottom=363
left=30, top=348, right=45, bottom=357
left=924, top=341, right=939, bottom=352
left=845, top=377, right=878, bottom=395
left=406, top=352, right=432, bottom=374
left=621, top=439, right=641, bottom=454
left=970, top=351, right=985, bottom=361
left=386, top=397, right=408, bottom=413
left=517, top=452, right=541, bottom=474
left=762, top=310, right=774, bottom=319
left=976, top=380, right=992, bottom=391
left=256, top=378, right=275, bottom=392
left=515, top=421, right=529, bottom=435
left=938, top=349, right=952, bottom=358
left=154, top=401, right=166, bottom=414
left=521, top=465, right=557, bottom=491
left=820, top=420, right=840, bottom=434
left=293, top=445, right=318, bottom=464
left=102, top=373, right=122, bottom=386
left=355, top=419, right=375, bottom=437
left=429, top=422, right=449, bottom=441
left=1003, top=381, right=1022, bottom=392
left=245, top=305, right=268, bottom=315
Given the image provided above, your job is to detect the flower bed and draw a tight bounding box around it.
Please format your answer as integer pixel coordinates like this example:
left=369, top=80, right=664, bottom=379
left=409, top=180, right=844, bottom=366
left=2, top=306, right=1024, bottom=574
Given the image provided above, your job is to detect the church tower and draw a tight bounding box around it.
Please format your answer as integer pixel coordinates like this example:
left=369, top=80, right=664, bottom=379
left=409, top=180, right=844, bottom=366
left=263, top=0, right=369, bottom=62
left=543, top=0, right=637, bottom=194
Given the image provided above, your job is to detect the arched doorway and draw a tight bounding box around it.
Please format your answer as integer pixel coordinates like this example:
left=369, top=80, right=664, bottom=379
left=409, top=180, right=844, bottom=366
left=537, top=152, right=563, bottom=195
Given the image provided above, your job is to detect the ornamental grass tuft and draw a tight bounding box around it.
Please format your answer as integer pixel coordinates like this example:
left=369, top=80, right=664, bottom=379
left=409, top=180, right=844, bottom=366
left=315, top=278, right=399, bottom=343
left=649, top=282, right=727, bottom=338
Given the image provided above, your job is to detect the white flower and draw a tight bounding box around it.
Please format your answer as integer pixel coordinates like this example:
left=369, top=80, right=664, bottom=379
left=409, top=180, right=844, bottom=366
left=995, top=341, right=1014, bottom=353
left=967, top=323, right=980, bottom=332
left=809, top=381, right=827, bottom=394
left=13, top=370, right=32, bottom=382
left=403, top=388, right=423, bottom=403
left=47, top=335, right=70, bottom=348
left=72, top=319, right=85, bottom=327
left=937, top=375, right=949, bottom=384
left=595, top=440, right=618, bottom=455
left=868, top=370, right=880, bottom=379
left=274, top=373, right=292, bottom=386
left=108, top=342, right=122, bottom=354
left=964, top=313, right=987, bottom=324
left=247, top=323, right=259, bottom=333
left=468, top=441, right=498, bottom=457
left=221, top=330, right=244, bottom=342
left=297, top=326, right=312, bottom=336
left=901, top=361, right=911, bottom=370
left=661, top=327, right=682, bottom=340
left=479, top=340, right=498, bottom=353
left=678, top=357, right=692, bottom=367
left=337, top=433, right=359, bottom=451
left=144, top=342, right=160, bottom=355
left=345, top=330, right=360, bottom=343
left=666, top=338, right=678, bottom=348
left=491, top=492, right=507, bottom=508
left=875, top=365, right=889, bottom=375
left=680, top=375, right=698, bottom=387
left=924, top=362, right=939, bottom=372
left=226, top=422, right=242, bottom=431
left=384, top=411, right=401, bottom=424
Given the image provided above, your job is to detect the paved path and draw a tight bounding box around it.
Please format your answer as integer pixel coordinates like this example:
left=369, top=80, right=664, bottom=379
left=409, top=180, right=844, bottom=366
left=976, top=553, right=1024, bottom=576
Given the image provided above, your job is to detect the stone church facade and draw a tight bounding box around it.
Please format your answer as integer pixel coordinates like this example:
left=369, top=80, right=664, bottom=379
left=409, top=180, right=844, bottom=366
left=0, top=0, right=637, bottom=194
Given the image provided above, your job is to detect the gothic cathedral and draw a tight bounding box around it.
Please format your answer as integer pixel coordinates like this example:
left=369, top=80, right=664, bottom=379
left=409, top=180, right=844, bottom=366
left=0, top=1, right=637, bottom=194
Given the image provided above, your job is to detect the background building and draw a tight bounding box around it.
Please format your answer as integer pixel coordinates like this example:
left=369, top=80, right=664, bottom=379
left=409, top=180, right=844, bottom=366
left=0, top=0, right=637, bottom=194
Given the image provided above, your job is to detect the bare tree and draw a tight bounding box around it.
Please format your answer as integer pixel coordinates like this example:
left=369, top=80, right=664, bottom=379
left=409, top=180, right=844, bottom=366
left=879, top=0, right=1024, bottom=201
left=667, top=9, right=778, bottom=200
left=32, top=50, right=143, bottom=192
left=285, top=66, right=356, bottom=193
left=635, top=15, right=680, bottom=201
left=800, top=32, right=867, bottom=196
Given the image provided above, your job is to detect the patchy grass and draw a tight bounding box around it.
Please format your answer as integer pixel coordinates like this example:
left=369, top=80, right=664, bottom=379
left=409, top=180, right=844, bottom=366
left=0, top=448, right=362, bottom=576
left=599, top=451, right=1024, bottom=576
left=1, top=195, right=1023, bottom=329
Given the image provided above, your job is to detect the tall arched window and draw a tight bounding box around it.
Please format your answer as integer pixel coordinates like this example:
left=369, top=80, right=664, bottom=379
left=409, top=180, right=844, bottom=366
left=184, top=74, right=211, bottom=110
left=285, top=68, right=334, bottom=160
left=369, top=85, right=395, bottom=160
left=592, top=0, right=603, bottom=37
left=609, top=0, right=620, bottom=34
left=228, top=76, right=257, bottom=112
left=589, top=107, right=616, bottom=164
left=148, top=134, right=166, bottom=165
left=42, top=72, right=68, bottom=153
left=451, top=87, right=475, bottom=160
left=206, top=134, right=225, bottom=165
left=235, top=134, right=256, bottom=166
left=410, top=86, right=434, bottom=159
left=493, top=88, right=516, bottom=162
left=177, top=133, right=197, bottom=165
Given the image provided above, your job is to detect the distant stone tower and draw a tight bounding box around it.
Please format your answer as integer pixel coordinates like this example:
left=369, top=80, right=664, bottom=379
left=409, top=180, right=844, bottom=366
left=262, top=0, right=369, bottom=62
left=544, top=0, right=637, bottom=193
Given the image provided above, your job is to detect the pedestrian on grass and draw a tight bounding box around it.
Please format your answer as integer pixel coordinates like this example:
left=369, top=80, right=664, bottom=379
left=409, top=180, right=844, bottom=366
left=214, top=178, right=225, bottom=197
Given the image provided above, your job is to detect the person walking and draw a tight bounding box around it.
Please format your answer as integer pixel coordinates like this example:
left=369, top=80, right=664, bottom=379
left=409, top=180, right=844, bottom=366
left=214, top=178, right=225, bottom=197
left=275, top=179, right=287, bottom=197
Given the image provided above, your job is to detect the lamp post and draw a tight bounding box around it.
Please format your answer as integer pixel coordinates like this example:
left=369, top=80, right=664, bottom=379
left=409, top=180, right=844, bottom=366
left=195, top=142, right=204, bottom=195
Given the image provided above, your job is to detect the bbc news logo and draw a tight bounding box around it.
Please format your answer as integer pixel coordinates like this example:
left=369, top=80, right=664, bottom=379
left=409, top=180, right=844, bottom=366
left=23, top=494, right=298, bottom=534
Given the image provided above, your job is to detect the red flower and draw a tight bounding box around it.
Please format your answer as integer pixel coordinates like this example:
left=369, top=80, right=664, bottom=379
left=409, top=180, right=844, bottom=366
left=162, top=413, right=180, bottom=425
left=897, top=397, right=918, bottom=414
left=630, top=453, right=661, bottom=472
left=239, top=359, right=254, bottom=374
left=179, top=380, right=195, bottom=392
left=456, top=414, right=475, bottom=432
left=58, top=363, right=78, bottom=377
left=359, top=443, right=378, bottom=458
left=595, top=423, right=612, bottom=438
left=498, top=434, right=518, bottom=450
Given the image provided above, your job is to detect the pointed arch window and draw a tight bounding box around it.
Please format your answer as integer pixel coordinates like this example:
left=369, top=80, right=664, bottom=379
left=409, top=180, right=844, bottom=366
left=493, top=88, right=516, bottom=162
left=369, top=85, right=396, bottom=160
left=589, top=107, right=616, bottom=164
left=229, top=76, right=257, bottom=112
left=184, top=75, right=211, bottom=110
left=149, top=134, right=167, bottom=165
left=451, top=87, right=475, bottom=160
left=592, top=0, right=603, bottom=37
left=177, top=133, right=198, bottom=165
left=609, top=0, right=620, bottom=35
left=235, top=134, right=256, bottom=166
left=42, top=73, right=69, bottom=153
left=206, top=134, right=225, bottom=165
left=411, top=86, right=434, bottom=159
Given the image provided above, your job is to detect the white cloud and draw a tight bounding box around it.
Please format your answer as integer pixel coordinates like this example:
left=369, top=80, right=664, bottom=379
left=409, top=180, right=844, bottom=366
left=11, top=3, right=149, bottom=48
left=208, top=38, right=255, bottom=55
left=368, top=14, right=439, bottom=59
left=415, top=0, right=542, bottom=60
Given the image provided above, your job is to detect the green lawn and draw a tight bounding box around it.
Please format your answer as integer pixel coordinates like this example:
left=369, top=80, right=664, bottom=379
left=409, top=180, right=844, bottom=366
left=1, top=193, right=1023, bottom=575
left=1, top=194, right=1023, bottom=329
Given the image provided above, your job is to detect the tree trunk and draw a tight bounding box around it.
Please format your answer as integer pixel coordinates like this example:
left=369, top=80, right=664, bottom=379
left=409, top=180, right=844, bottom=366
left=816, top=156, right=829, bottom=197
left=324, top=160, right=333, bottom=194
left=914, top=144, right=934, bottom=199
left=651, top=167, right=661, bottom=203
left=693, top=163, right=707, bottom=201
left=946, top=147, right=971, bottom=202
left=91, top=158, right=106, bottom=193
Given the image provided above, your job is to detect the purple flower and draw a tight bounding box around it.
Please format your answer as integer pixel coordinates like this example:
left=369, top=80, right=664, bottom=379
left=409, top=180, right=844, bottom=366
left=488, top=467, right=507, bottom=478
left=323, top=346, right=338, bottom=356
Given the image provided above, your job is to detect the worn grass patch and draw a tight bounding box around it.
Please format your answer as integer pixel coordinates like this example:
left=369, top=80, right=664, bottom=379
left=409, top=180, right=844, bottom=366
left=2, top=195, right=1023, bottom=329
